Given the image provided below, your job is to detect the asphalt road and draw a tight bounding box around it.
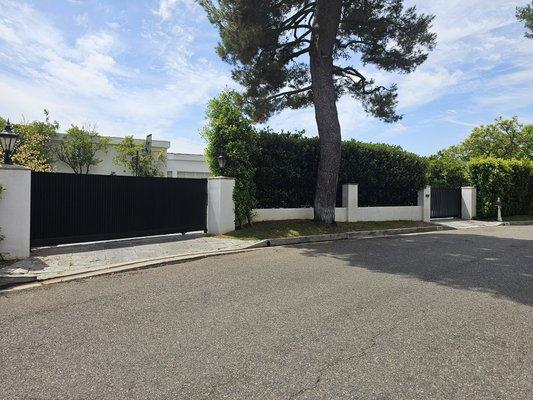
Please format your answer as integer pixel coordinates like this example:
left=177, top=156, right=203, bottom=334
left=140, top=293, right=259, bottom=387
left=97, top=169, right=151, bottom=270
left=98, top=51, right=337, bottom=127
left=1, top=226, right=532, bottom=399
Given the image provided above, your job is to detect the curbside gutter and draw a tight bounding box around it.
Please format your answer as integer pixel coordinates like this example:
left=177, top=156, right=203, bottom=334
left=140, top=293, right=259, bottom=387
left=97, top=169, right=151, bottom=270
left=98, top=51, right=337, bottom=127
left=246, top=225, right=447, bottom=248
left=1, top=225, right=446, bottom=293
left=501, top=220, right=533, bottom=226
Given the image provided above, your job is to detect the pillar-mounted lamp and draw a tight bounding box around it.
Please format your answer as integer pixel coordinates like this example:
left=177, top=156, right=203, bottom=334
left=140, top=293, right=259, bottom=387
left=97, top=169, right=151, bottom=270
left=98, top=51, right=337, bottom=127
left=217, top=153, right=227, bottom=177
left=0, top=120, right=20, bottom=165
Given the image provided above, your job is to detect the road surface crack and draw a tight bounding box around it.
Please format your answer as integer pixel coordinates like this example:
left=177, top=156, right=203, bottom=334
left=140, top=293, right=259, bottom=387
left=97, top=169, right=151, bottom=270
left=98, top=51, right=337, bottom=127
left=287, top=323, right=398, bottom=400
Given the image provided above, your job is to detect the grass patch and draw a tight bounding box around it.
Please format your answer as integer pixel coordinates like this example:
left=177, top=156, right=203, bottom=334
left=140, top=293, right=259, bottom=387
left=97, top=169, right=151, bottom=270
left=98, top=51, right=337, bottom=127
left=478, top=213, right=533, bottom=222
left=224, top=219, right=432, bottom=241
left=503, top=213, right=533, bottom=221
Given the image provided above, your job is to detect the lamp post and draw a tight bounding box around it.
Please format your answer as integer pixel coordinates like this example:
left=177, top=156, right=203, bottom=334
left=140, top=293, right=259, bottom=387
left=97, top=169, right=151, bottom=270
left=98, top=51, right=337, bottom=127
left=0, top=120, right=20, bottom=165
left=217, top=154, right=227, bottom=177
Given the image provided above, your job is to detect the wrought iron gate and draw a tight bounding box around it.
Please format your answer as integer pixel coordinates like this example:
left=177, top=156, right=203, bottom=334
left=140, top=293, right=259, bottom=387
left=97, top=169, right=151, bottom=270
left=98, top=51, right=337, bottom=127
left=31, top=172, right=207, bottom=246
left=430, top=187, right=461, bottom=218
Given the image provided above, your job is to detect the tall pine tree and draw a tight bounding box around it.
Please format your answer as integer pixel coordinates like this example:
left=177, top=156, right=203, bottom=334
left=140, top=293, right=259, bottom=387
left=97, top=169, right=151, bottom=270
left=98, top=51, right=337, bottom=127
left=200, top=0, right=436, bottom=223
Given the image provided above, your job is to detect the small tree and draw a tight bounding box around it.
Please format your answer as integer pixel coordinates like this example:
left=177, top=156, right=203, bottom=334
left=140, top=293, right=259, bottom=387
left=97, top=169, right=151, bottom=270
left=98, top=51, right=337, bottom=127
left=114, top=136, right=166, bottom=177
left=0, top=110, right=58, bottom=171
left=517, top=1, right=533, bottom=38
left=201, top=90, right=259, bottom=228
left=55, top=125, right=109, bottom=174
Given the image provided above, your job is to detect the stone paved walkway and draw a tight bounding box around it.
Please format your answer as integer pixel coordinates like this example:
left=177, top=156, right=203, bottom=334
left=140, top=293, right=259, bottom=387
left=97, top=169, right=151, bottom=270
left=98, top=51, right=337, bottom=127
left=0, top=234, right=251, bottom=284
left=431, top=218, right=503, bottom=230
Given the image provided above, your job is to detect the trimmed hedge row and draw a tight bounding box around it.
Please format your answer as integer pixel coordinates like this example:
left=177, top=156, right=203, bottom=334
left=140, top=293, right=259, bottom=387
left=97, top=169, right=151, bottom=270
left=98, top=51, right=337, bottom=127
left=254, top=131, right=428, bottom=208
left=468, top=158, right=533, bottom=218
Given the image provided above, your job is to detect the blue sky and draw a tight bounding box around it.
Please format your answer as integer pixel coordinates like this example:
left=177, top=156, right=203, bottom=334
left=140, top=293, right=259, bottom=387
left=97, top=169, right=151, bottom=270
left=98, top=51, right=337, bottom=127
left=0, top=0, right=531, bottom=155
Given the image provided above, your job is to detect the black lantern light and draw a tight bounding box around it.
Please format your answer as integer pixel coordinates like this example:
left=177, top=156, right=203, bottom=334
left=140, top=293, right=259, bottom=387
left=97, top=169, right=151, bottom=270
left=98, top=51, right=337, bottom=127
left=0, top=120, right=20, bottom=165
left=217, top=153, right=227, bottom=176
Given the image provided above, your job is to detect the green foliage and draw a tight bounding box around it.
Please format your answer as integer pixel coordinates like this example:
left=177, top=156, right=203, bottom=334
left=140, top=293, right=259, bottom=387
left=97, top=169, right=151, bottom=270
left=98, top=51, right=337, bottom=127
left=428, top=117, right=532, bottom=188
left=201, top=90, right=259, bottom=227
left=459, top=117, right=532, bottom=160
left=254, top=130, right=428, bottom=208
left=254, top=130, right=318, bottom=208
left=468, top=158, right=533, bottom=218
left=427, top=153, right=469, bottom=188
left=199, top=0, right=436, bottom=123
left=517, top=1, right=533, bottom=38
left=0, top=111, right=58, bottom=171
left=114, top=136, right=166, bottom=177
left=55, top=125, right=109, bottom=174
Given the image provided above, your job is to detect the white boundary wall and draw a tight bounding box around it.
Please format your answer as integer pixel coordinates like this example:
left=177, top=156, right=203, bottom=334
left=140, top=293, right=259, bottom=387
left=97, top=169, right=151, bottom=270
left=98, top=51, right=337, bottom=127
left=252, top=184, right=430, bottom=223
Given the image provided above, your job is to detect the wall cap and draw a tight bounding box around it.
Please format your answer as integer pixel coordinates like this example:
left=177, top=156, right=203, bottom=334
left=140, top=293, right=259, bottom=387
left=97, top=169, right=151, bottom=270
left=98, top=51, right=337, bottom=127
left=208, top=176, right=235, bottom=181
left=0, top=164, right=31, bottom=171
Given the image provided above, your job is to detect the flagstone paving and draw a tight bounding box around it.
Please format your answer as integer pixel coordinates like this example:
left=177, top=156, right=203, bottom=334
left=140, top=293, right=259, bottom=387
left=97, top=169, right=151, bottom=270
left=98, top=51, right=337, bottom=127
left=0, top=233, right=250, bottom=283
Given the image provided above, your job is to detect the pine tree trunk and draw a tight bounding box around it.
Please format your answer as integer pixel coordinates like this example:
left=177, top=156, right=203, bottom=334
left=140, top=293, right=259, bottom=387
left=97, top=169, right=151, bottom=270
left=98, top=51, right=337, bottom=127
left=310, top=0, right=343, bottom=224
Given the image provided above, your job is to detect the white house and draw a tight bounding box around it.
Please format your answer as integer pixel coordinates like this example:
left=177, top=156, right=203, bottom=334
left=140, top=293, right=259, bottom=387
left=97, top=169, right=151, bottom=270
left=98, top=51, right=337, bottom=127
left=52, top=133, right=212, bottom=178
left=166, top=153, right=211, bottom=179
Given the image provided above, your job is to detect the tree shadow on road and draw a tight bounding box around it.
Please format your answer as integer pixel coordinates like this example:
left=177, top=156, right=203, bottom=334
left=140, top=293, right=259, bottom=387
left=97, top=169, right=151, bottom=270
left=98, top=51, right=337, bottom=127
left=297, top=231, right=533, bottom=306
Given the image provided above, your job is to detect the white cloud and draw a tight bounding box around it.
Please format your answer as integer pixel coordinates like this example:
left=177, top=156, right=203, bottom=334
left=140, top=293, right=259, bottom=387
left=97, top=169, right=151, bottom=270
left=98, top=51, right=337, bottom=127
left=75, top=12, right=89, bottom=27
left=0, top=0, right=229, bottom=150
left=155, top=0, right=198, bottom=22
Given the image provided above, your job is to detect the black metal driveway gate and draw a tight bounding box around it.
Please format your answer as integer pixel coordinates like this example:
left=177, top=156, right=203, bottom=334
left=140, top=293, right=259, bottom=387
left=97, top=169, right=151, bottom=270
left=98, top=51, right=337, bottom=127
left=430, top=187, right=461, bottom=218
left=31, top=172, right=207, bottom=246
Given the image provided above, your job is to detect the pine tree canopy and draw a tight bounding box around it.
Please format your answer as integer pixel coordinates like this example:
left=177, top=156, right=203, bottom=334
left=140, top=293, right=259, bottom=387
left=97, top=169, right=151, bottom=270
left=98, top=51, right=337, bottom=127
left=200, top=0, right=436, bottom=123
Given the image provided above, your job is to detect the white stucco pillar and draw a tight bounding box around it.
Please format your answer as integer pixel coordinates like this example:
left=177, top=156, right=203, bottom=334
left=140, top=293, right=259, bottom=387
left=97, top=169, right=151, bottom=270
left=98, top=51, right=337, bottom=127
left=461, top=186, right=477, bottom=220
left=207, top=177, right=235, bottom=235
left=418, top=186, right=431, bottom=222
left=342, top=183, right=358, bottom=222
left=0, top=164, right=31, bottom=259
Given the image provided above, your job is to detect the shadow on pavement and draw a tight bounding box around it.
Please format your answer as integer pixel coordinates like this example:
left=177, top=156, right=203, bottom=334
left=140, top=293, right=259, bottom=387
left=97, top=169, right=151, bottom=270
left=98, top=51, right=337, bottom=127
left=297, top=232, right=533, bottom=306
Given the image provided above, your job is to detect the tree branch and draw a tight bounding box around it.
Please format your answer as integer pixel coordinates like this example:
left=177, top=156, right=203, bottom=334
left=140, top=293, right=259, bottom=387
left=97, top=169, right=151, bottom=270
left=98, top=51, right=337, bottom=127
left=266, top=85, right=312, bottom=100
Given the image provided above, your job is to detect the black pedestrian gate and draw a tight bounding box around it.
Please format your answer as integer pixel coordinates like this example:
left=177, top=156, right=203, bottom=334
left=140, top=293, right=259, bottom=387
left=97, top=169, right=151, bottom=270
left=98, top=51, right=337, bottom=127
left=430, top=187, right=461, bottom=218
left=31, top=172, right=208, bottom=246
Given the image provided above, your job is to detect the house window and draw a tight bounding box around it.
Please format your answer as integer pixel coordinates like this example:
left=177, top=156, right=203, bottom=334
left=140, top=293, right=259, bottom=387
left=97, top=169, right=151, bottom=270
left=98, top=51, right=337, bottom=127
left=167, top=171, right=173, bottom=178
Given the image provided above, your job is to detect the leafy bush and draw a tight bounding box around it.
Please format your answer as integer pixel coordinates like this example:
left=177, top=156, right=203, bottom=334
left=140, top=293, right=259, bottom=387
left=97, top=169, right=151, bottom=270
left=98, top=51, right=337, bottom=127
left=427, top=153, right=469, bottom=188
left=1, top=111, right=58, bottom=171
left=468, top=158, right=533, bottom=218
left=254, top=131, right=428, bottom=208
left=201, top=90, right=259, bottom=227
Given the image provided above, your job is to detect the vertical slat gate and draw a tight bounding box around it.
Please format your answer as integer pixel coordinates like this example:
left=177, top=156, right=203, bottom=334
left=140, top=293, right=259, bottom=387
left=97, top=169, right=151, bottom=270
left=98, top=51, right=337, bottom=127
left=31, top=172, right=207, bottom=246
left=430, top=187, right=462, bottom=218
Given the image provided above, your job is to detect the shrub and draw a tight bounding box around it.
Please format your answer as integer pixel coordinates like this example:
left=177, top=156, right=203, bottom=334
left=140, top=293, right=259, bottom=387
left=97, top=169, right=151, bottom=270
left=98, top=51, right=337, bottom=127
left=201, top=90, right=259, bottom=227
left=427, top=153, right=469, bottom=188
left=468, top=158, right=533, bottom=218
left=254, top=131, right=428, bottom=208
left=1, top=111, right=58, bottom=172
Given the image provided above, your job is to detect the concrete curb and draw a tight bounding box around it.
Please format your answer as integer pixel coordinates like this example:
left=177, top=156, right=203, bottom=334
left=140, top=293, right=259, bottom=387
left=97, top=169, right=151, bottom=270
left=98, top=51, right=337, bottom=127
left=0, top=225, right=445, bottom=293
left=0, top=247, right=262, bottom=293
left=245, top=225, right=446, bottom=248
left=501, top=220, right=533, bottom=226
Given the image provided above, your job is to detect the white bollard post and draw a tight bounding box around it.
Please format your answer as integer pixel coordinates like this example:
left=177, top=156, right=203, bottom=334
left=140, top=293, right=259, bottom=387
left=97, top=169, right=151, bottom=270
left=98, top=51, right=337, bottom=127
left=0, top=165, right=31, bottom=259
left=207, top=177, right=235, bottom=235
left=342, top=183, right=358, bottom=222
left=461, top=186, right=477, bottom=220
left=418, top=186, right=431, bottom=222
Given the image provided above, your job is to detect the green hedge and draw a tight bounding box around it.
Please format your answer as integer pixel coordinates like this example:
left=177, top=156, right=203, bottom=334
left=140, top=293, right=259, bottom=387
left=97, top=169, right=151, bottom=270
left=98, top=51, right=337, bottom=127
left=468, top=158, right=533, bottom=218
left=254, top=131, right=428, bottom=208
